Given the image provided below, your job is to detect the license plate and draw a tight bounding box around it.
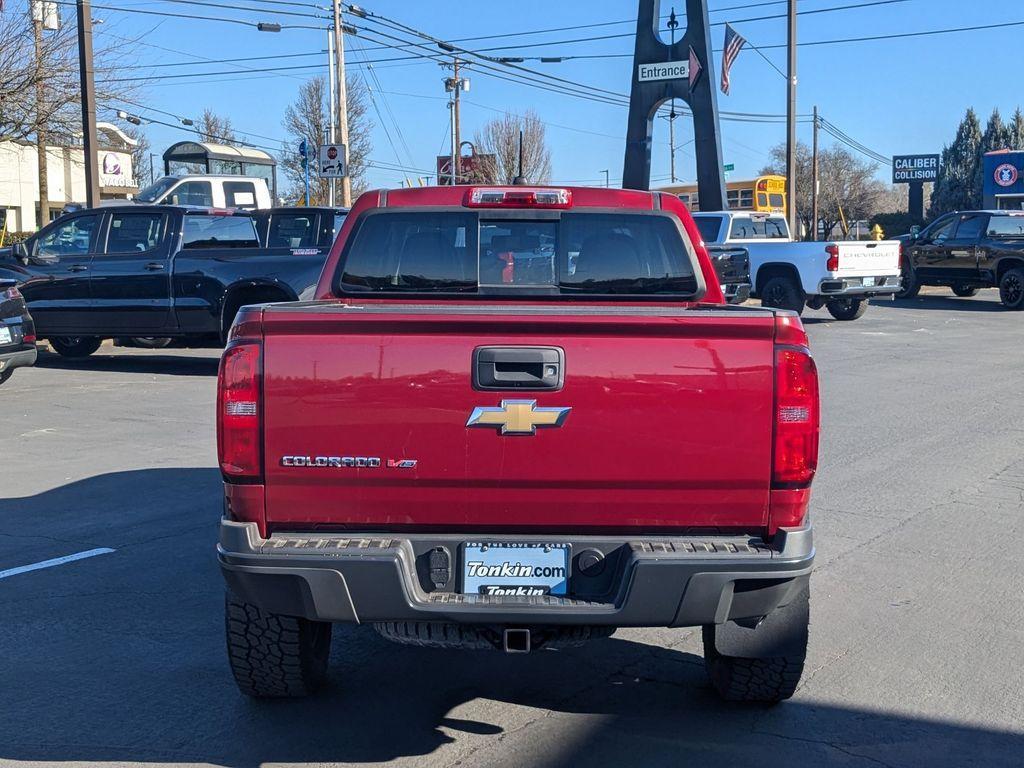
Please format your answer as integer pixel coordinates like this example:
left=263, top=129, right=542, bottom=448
left=0, top=326, right=11, bottom=345
left=862, top=277, right=875, bottom=287
left=463, top=542, right=569, bottom=596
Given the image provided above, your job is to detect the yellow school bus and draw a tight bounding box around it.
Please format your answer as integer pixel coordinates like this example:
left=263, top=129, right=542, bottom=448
left=659, top=175, right=787, bottom=216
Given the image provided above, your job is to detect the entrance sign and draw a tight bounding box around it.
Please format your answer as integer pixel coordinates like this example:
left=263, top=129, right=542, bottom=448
left=892, top=154, right=939, bottom=184
left=637, top=61, right=690, bottom=82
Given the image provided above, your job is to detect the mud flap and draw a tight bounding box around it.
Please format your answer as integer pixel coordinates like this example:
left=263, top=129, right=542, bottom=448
left=706, top=576, right=810, bottom=659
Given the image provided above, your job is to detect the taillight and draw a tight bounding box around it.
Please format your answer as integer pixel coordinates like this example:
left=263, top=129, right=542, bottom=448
left=825, top=244, right=839, bottom=272
left=772, top=346, right=820, bottom=487
left=217, top=342, right=262, bottom=480
left=23, top=333, right=36, bottom=344
left=466, top=187, right=571, bottom=208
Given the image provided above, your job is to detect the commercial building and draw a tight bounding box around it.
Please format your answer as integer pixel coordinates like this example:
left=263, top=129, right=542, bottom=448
left=0, top=122, right=138, bottom=234
left=983, top=149, right=1024, bottom=210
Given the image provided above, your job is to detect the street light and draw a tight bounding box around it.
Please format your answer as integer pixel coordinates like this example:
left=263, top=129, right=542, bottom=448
left=116, top=110, right=142, bottom=126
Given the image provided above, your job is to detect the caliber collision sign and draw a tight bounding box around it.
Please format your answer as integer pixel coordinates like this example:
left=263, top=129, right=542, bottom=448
left=892, top=154, right=939, bottom=184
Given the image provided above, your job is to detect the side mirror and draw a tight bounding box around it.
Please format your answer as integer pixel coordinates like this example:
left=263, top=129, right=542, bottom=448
left=12, top=241, right=29, bottom=264
left=909, top=225, right=921, bottom=239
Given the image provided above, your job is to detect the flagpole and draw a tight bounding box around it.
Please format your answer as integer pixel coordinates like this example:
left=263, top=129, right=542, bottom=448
left=785, top=0, right=798, bottom=237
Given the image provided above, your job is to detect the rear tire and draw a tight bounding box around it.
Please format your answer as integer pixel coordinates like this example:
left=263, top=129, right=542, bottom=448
left=951, top=284, right=978, bottom=298
left=49, top=336, right=102, bottom=358
left=999, top=268, right=1024, bottom=310
left=702, top=582, right=809, bottom=703
left=225, top=591, right=332, bottom=698
left=129, top=336, right=172, bottom=348
left=825, top=298, right=868, bottom=321
left=759, top=276, right=805, bottom=315
left=895, top=264, right=920, bottom=299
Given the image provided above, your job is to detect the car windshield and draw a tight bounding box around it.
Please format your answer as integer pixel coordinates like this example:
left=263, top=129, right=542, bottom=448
left=135, top=177, right=179, bottom=203
left=338, top=211, right=699, bottom=297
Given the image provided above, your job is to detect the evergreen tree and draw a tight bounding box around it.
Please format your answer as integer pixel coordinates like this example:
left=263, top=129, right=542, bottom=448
left=1010, top=108, right=1024, bottom=149
left=972, top=109, right=1014, bottom=206
left=929, top=108, right=982, bottom=217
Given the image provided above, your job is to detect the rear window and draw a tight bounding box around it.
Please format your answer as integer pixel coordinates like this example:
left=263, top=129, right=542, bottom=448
left=182, top=215, right=259, bottom=249
left=267, top=213, right=317, bottom=248
left=694, top=216, right=723, bottom=243
left=729, top=216, right=788, bottom=240
left=986, top=215, right=1024, bottom=238
left=338, top=211, right=699, bottom=297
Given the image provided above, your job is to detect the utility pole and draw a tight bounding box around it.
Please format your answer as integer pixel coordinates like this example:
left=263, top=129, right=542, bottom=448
left=448, top=99, right=457, bottom=185
left=327, top=28, right=337, bottom=206
left=601, top=169, right=609, bottom=188
left=331, top=0, right=351, bottom=206
left=443, top=58, right=468, bottom=185
left=32, top=5, right=50, bottom=225
left=667, top=7, right=678, bottom=185
left=785, top=0, right=798, bottom=236
left=453, top=58, right=461, bottom=185
left=76, top=0, right=100, bottom=208
left=811, top=105, right=819, bottom=241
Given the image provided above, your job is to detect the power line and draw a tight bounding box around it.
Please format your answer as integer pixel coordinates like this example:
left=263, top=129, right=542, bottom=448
left=53, top=0, right=321, bottom=29
left=139, top=0, right=326, bottom=21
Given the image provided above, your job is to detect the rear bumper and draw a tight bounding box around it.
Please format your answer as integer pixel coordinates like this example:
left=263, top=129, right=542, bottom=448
left=218, top=519, right=814, bottom=628
left=0, top=345, right=37, bottom=375
left=817, top=275, right=900, bottom=297
left=723, top=282, right=752, bottom=304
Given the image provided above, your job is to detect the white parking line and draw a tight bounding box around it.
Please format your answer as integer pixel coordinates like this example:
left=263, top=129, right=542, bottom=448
left=0, top=548, right=116, bottom=580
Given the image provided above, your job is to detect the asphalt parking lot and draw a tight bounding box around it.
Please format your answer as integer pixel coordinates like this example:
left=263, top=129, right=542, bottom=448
left=2, top=288, right=1023, bottom=768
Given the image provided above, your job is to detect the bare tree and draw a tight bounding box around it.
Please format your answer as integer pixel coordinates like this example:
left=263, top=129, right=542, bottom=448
left=281, top=75, right=372, bottom=204
left=0, top=6, right=143, bottom=223
left=761, top=141, right=888, bottom=239
left=473, top=110, right=551, bottom=185
left=196, top=108, right=242, bottom=146
left=121, top=124, right=152, bottom=187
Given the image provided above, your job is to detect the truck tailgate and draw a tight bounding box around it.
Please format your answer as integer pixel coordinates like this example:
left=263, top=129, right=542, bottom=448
left=260, top=303, right=777, bottom=532
left=835, top=241, right=900, bottom=275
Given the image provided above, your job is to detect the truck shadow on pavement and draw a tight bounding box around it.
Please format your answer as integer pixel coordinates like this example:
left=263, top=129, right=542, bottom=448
left=33, top=347, right=221, bottom=376
left=886, top=295, right=1006, bottom=312
left=1, top=468, right=1022, bottom=768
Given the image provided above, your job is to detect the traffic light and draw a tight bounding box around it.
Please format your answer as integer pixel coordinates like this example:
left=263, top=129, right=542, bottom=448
left=298, top=139, right=308, bottom=170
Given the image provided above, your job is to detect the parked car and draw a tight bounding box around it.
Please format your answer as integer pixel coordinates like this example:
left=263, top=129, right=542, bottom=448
left=0, top=205, right=333, bottom=356
left=0, top=278, right=37, bottom=385
left=897, top=210, right=1024, bottom=308
left=693, top=211, right=902, bottom=320
left=706, top=244, right=751, bottom=304
left=217, top=185, right=819, bottom=704
left=253, top=206, right=348, bottom=252
left=134, top=175, right=273, bottom=210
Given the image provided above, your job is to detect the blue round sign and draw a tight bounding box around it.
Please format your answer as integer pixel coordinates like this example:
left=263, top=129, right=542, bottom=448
left=994, top=163, right=1018, bottom=187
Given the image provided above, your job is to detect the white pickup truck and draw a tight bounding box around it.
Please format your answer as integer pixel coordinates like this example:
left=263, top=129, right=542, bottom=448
left=693, top=211, right=901, bottom=320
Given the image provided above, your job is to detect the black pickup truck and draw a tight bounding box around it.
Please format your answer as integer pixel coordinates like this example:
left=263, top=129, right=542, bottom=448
left=0, top=205, right=337, bottom=357
left=898, top=210, right=1024, bottom=309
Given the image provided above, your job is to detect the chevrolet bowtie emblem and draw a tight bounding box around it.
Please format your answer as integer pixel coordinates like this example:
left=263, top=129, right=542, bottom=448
left=466, top=400, right=571, bottom=435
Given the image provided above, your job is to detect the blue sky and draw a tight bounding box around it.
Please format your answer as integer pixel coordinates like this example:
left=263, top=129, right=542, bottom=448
left=72, top=0, right=1024, bottom=191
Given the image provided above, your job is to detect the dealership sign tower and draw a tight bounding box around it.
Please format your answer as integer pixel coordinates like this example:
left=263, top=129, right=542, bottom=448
left=623, top=0, right=727, bottom=212
left=891, top=154, right=939, bottom=221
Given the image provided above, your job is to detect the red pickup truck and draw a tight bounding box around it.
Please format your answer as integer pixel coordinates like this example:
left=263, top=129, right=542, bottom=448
left=217, top=185, right=819, bottom=703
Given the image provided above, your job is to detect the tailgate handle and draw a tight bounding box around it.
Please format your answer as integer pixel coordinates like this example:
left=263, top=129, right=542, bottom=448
left=473, top=347, right=564, bottom=391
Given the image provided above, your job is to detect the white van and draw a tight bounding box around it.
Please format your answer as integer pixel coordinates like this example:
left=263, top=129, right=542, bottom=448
left=134, top=175, right=273, bottom=210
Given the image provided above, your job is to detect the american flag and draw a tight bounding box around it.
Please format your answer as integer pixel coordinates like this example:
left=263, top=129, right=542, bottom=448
left=720, top=24, right=747, bottom=95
